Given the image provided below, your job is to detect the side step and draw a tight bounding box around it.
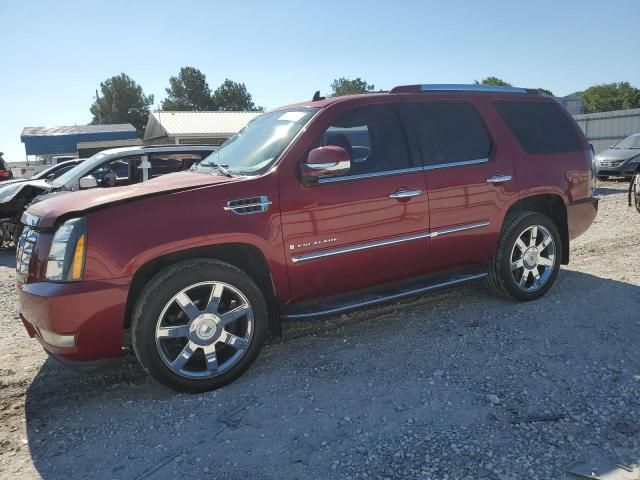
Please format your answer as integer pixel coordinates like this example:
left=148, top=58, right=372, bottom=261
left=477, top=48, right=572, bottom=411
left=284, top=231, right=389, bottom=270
left=281, top=270, right=488, bottom=320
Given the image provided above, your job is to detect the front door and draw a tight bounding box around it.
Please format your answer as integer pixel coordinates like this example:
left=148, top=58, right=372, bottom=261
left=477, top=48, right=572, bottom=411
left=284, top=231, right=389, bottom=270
left=400, top=97, right=519, bottom=272
left=279, top=103, right=430, bottom=303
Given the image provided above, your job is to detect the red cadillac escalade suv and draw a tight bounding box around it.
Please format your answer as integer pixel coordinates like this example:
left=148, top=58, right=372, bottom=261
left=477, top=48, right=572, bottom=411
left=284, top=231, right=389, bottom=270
left=16, top=84, right=598, bottom=392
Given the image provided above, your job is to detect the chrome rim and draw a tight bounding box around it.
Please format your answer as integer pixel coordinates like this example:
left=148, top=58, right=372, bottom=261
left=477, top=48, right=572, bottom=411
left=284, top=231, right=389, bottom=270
left=155, top=281, right=254, bottom=379
left=510, top=225, right=556, bottom=292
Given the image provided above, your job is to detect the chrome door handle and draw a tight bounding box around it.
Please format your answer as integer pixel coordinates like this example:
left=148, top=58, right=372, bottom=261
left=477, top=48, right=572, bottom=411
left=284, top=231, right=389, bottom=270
left=486, top=174, right=512, bottom=184
left=389, top=189, right=423, bottom=199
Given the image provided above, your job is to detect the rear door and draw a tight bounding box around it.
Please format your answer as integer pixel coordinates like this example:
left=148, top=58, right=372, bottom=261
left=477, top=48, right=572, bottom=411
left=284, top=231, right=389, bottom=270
left=279, top=103, right=430, bottom=303
left=401, top=97, right=518, bottom=272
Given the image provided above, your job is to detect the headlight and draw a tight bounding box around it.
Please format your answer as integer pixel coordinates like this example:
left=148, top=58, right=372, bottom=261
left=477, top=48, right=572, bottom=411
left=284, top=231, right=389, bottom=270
left=46, top=218, right=87, bottom=281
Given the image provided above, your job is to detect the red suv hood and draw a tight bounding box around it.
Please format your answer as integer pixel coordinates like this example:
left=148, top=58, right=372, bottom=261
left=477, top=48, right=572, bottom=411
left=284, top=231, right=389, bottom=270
left=29, top=171, right=238, bottom=229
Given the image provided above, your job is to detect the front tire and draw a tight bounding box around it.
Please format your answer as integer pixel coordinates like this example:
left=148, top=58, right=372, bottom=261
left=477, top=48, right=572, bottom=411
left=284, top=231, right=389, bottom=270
left=488, top=212, right=562, bottom=302
left=132, top=259, right=268, bottom=393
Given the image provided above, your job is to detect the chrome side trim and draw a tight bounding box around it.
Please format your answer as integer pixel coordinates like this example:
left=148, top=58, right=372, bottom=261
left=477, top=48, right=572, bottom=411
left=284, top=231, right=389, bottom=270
left=420, top=84, right=528, bottom=94
left=290, top=220, right=490, bottom=263
left=423, top=158, right=489, bottom=171
left=282, top=272, right=488, bottom=320
left=317, top=166, right=423, bottom=184
left=291, top=231, right=431, bottom=263
left=430, top=220, right=490, bottom=238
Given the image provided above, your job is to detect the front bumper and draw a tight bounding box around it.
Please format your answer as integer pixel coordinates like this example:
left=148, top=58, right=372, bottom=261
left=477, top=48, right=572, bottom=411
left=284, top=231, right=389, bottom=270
left=595, top=163, right=637, bottom=178
left=567, top=197, right=598, bottom=241
left=18, top=279, right=129, bottom=362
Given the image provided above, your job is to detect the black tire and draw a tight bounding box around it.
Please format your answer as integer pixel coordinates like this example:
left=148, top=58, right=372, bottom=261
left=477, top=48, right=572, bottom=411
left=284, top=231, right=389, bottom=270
left=487, top=212, right=562, bottom=302
left=132, top=258, right=268, bottom=393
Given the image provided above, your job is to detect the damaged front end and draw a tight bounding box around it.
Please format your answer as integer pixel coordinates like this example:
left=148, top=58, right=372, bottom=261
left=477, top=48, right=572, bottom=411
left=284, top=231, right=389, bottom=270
left=0, top=180, right=52, bottom=247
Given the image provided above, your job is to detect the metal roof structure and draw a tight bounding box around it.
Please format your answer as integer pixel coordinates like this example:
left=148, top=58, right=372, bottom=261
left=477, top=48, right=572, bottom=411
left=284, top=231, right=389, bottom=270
left=20, top=123, right=138, bottom=156
left=144, top=111, right=261, bottom=139
left=21, top=124, right=135, bottom=137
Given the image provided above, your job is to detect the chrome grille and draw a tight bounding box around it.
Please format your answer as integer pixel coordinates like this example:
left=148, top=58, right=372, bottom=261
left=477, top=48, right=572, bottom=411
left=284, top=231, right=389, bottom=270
left=16, top=227, right=38, bottom=276
left=600, top=159, right=624, bottom=168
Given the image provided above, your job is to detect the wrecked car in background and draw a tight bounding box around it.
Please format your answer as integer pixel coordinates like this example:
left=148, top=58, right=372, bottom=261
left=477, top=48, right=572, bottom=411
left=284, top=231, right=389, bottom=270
left=0, top=145, right=216, bottom=245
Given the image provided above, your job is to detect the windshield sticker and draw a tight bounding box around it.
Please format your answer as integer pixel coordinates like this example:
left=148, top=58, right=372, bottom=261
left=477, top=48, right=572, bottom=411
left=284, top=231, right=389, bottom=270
left=278, top=111, right=307, bottom=122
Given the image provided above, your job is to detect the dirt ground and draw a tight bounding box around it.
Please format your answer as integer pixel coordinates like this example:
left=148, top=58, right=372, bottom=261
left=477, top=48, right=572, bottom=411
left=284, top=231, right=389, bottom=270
left=0, top=180, right=638, bottom=480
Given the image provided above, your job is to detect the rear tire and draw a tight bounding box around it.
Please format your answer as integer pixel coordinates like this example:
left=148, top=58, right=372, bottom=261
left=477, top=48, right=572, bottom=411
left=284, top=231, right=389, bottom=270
left=132, top=258, right=268, bottom=393
left=487, top=212, right=562, bottom=302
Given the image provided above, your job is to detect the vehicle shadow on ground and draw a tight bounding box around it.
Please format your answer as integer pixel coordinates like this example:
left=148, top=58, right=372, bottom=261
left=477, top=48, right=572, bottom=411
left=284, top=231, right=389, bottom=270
left=0, top=249, right=16, bottom=267
left=594, top=186, right=628, bottom=197
left=23, top=270, right=640, bottom=479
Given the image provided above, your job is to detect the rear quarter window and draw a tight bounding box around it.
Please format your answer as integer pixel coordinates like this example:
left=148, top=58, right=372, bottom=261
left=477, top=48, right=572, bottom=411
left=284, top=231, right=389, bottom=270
left=493, top=100, right=582, bottom=154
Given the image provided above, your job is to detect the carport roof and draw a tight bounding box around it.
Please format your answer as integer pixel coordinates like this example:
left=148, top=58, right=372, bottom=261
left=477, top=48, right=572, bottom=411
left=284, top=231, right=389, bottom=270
left=21, top=124, right=136, bottom=137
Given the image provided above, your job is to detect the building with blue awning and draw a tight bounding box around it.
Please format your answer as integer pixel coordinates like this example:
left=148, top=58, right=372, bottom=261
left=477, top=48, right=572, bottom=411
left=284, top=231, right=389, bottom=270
left=20, top=124, right=139, bottom=162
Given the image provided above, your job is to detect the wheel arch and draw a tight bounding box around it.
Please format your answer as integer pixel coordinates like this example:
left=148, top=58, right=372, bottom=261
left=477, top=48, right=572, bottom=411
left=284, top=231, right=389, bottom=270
left=502, top=193, right=569, bottom=264
left=124, top=243, right=281, bottom=337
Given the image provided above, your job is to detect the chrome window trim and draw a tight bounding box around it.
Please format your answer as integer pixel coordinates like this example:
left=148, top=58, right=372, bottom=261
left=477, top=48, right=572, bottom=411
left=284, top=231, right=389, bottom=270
left=315, top=157, right=490, bottom=184
left=423, top=157, right=489, bottom=171
left=317, top=166, right=423, bottom=184
left=291, top=220, right=490, bottom=263
left=420, top=84, right=528, bottom=94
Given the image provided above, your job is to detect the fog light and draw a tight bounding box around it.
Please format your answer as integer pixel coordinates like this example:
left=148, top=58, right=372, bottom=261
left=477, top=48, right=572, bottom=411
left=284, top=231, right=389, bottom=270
left=39, top=328, right=76, bottom=348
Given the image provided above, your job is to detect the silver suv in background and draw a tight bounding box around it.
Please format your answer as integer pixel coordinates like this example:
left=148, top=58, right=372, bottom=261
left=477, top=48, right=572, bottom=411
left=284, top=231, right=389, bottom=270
left=594, top=133, right=640, bottom=179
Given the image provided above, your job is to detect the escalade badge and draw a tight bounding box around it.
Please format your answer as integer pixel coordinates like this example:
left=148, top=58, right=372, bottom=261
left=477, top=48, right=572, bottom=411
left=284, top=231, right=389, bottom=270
left=289, top=237, right=337, bottom=250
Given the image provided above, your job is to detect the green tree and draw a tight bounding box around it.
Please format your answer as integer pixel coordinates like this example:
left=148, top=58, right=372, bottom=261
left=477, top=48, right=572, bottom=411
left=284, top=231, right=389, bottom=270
left=581, top=82, right=640, bottom=113
left=211, top=79, right=261, bottom=111
left=161, top=67, right=214, bottom=111
left=330, top=77, right=375, bottom=96
left=537, top=88, right=555, bottom=97
left=474, top=76, right=512, bottom=86
left=90, top=73, right=154, bottom=136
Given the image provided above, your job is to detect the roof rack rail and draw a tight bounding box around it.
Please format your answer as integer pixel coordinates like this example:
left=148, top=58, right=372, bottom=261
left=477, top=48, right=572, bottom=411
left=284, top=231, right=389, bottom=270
left=390, top=84, right=534, bottom=94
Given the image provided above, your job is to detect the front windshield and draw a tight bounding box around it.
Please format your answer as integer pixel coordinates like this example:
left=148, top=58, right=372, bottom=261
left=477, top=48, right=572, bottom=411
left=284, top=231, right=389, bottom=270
left=196, top=108, right=319, bottom=175
left=614, top=134, right=640, bottom=149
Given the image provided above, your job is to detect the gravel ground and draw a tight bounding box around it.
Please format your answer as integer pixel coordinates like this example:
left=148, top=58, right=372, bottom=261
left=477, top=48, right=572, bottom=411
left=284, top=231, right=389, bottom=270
left=0, top=180, right=639, bottom=480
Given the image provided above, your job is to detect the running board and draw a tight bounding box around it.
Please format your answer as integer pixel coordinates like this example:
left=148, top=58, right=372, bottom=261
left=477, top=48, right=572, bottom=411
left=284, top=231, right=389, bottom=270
left=281, top=271, right=487, bottom=320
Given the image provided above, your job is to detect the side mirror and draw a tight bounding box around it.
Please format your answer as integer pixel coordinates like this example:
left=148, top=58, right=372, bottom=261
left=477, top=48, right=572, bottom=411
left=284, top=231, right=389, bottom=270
left=301, top=146, right=350, bottom=184
left=79, top=175, right=98, bottom=189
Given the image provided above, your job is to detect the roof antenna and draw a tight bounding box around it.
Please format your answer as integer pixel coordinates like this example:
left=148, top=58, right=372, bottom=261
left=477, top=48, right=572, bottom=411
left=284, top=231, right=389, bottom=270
left=312, top=90, right=325, bottom=101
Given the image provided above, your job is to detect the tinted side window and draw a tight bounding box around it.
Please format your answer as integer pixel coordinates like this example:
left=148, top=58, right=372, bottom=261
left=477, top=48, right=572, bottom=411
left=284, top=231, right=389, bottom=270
left=52, top=165, right=75, bottom=178
left=494, top=100, right=582, bottom=154
left=405, top=101, right=491, bottom=166
left=319, top=105, right=412, bottom=176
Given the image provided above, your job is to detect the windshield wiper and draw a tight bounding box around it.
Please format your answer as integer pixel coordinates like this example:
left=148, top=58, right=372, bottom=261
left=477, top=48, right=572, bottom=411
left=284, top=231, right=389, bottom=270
left=192, top=162, right=233, bottom=177
left=212, top=163, right=232, bottom=177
